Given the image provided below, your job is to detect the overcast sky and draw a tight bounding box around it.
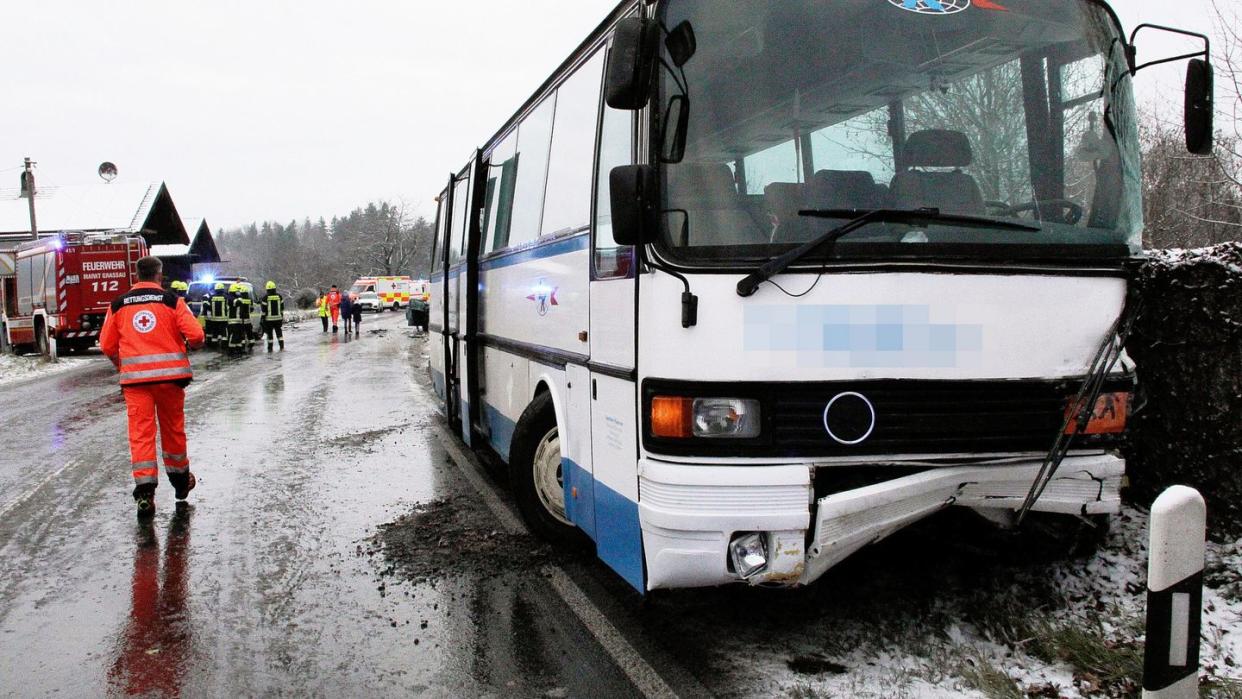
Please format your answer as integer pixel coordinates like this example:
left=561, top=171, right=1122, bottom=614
left=3, top=0, right=1220, bottom=230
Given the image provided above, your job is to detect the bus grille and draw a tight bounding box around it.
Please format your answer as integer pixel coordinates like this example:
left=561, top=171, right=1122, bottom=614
left=770, top=380, right=1085, bottom=457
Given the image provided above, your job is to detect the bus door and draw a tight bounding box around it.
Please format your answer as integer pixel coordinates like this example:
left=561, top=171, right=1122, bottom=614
left=584, top=87, right=644, bottom=591
left=429, top=180, right=452, bottom=415
left=445, top=166, right=473, bottom=443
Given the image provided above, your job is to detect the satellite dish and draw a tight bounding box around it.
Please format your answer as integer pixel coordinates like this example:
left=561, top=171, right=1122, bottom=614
left=98, top=162, right=118, bottom=183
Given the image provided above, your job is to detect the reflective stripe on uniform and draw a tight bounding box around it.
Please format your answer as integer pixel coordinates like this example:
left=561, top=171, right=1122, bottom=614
left=132, top=460, right=159, bottom=484
left=120, top=366, right=194, bottom=383
left=162, top=452, right=187, bottom=463
left=121, top=352, right=188, bottom=367
left=164, top=465, right=190, bottom=475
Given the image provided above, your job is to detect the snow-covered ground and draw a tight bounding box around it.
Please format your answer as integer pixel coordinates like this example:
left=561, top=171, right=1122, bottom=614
left=646, top=506, right=1241, bottom=698
left=0, top=353, right=96, bottom=388
left=769, top=507, right=1242, bottom=698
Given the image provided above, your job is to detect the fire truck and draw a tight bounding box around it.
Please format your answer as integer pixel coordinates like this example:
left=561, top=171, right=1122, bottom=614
left=0, top=232, right=147, bottom=356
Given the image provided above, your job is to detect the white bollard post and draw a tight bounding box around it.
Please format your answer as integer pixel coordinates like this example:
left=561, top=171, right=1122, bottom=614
left=1143, top=486, right=1206, bottom=699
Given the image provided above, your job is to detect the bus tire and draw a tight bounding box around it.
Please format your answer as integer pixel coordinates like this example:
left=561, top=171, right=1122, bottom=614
left=0, top=323, right=9, bottom=354
left=509, top=391, right=581, bottom=544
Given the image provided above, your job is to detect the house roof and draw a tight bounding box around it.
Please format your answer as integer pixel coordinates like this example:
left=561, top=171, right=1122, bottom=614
left=0, top=181, right=189, bottom=248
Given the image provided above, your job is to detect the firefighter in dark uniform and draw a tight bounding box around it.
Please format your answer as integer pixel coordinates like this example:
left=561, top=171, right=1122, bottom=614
left=207, top=282, right=229, bottom=350
left=261, top=281, right=286, bottom=352
left=227, top=282, right=252, bottom=357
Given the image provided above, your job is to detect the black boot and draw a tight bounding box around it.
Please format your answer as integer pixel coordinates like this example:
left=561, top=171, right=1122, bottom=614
left=171, top=472, right=196, bottom=501
left=133, top=484, right=156, bottom=520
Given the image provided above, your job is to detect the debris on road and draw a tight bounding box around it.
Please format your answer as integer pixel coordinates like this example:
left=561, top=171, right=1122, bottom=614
left=370, top=496, right=560, bottom=586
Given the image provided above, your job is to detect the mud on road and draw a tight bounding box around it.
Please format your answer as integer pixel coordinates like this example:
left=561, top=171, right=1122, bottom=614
left=370, top=495, right=565, bottom=586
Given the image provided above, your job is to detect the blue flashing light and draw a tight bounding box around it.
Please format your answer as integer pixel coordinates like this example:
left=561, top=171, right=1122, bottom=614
left=199, top=274, right=215, bottom=284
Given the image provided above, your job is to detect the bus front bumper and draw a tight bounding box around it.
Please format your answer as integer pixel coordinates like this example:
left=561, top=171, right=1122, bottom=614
left=638, top=454, right=1124, bottom=591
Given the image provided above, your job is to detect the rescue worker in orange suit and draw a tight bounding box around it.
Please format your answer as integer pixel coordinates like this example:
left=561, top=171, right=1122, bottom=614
left=327, top=285, right=342, bottom=333
left=100, top=256, right=206, bottom=518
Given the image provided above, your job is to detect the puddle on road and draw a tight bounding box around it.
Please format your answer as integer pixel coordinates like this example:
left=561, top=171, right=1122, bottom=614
left=324, top=422, right=415, bottom=453
left=368, top=496, right=558, bottom=585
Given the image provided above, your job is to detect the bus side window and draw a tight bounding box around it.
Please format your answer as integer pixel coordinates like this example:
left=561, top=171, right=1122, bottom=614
left=431, top=190, right=448, bottom=273
left=483, top=131, right=518, bottom=254
left=593, top=82, right=635, bottom=280
left=542, top=50, right=606, bottom=238
left=507, top=96, right=556, bottom=249
left=451, top=171, right=471, bottom=264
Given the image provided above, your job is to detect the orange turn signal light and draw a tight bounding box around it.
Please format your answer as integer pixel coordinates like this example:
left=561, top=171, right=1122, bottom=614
left=651, top=396, right=694, bottom=438
left=1065, top=392, right=1130, bottom=435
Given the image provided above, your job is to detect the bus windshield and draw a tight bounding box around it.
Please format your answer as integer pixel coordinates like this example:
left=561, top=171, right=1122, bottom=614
left=654, top=0, right=1142, bottom=265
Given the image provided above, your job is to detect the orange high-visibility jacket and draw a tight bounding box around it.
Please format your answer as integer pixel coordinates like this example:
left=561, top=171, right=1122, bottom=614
left=100, top=282, right=206, bottom=386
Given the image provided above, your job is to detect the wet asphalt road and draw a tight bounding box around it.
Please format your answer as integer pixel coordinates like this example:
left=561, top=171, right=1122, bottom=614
left=0, top=311, right=1149, bottom=699
left=0, top=313, right=667, bottom=698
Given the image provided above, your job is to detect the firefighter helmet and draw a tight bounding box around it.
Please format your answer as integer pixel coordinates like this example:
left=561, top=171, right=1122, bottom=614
left=266, top=281, right=277, bottom=290
left=170, top=280, right=189, bottom=292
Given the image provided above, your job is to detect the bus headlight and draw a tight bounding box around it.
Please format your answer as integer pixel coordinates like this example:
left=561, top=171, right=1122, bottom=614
left=651, top=396, right=761, bottom=439
left=693, top=398, right=760, bottom=439
left=729, top=532, right=768, bottom=579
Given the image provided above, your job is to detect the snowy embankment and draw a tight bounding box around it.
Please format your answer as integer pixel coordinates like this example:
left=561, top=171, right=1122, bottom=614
left=724, top=507, right=1242, bottom=698
left=0, top=354, right=94, bottom=388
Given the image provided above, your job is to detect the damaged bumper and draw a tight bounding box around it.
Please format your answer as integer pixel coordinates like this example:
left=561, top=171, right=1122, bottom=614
left=638, top=454, right=1123, bottom=591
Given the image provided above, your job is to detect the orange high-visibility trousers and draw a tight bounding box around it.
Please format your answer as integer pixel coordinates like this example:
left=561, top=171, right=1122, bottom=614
left=122, top=383, right=190, bottom=487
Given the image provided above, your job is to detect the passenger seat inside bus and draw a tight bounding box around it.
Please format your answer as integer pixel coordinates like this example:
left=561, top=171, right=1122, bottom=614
left=766, top=170, right=888, bottom=243
left=665, top=163, right=767, bottom=247
left=890, top=129, right=986, bottom=214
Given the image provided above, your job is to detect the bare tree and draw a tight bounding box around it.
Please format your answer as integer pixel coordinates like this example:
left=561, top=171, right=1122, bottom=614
left=1140, top=0, right=1242, bottom=248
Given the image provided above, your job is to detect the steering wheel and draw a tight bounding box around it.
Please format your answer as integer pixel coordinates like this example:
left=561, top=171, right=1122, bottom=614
left=994, top=199, right=1084, bottom=225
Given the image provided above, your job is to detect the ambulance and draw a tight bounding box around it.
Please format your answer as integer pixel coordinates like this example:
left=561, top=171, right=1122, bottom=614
left=350, top=276, right=412, bottom=312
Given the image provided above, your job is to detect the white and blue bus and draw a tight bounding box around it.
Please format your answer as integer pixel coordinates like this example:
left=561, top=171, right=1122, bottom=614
left=427, top=0, right=1213, bottom=592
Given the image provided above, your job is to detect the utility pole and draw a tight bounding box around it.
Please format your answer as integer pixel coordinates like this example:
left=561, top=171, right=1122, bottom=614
left=21, top=158, right=38, bottom=240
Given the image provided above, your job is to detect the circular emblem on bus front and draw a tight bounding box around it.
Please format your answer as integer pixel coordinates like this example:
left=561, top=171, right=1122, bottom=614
left=132, top=310, right=158, bottom=334
left=823, top=392, right=877, bottom=445
left=888, top=0, right=971, bottom=15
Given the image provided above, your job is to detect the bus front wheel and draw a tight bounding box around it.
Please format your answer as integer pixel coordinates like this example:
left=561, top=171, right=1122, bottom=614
left=509, top=392, right=580, bottom=544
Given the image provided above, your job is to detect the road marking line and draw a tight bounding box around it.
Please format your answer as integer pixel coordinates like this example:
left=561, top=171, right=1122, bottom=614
left=430, top=424, right=677, bottom=699
left=544, top=566, right=678, bottom=699
left=0, top=458, right=79, bottom=521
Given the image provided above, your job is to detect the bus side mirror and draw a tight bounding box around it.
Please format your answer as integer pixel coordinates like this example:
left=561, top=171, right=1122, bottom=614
left=610, top=165, right=658, bottom=246
left=660, top=94, right=690, bottom=164
left=605, top=18, right=659, bottom=110
left=1185, top=58, right=1214, bottom=155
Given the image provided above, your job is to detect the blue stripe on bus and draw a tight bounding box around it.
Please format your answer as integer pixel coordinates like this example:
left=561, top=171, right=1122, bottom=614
left=590, top=470, right=645, bottom=593
left=563, top=458, right=597, bottom=541
left=483, top=403, right=515, bottom=461
left=429, top=268, right=463, bottom=283
left=480, top=234, right=588, bottom=272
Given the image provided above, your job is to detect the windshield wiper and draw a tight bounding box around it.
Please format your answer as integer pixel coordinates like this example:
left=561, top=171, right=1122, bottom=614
left=736, top=208, right=1041, bottom=298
